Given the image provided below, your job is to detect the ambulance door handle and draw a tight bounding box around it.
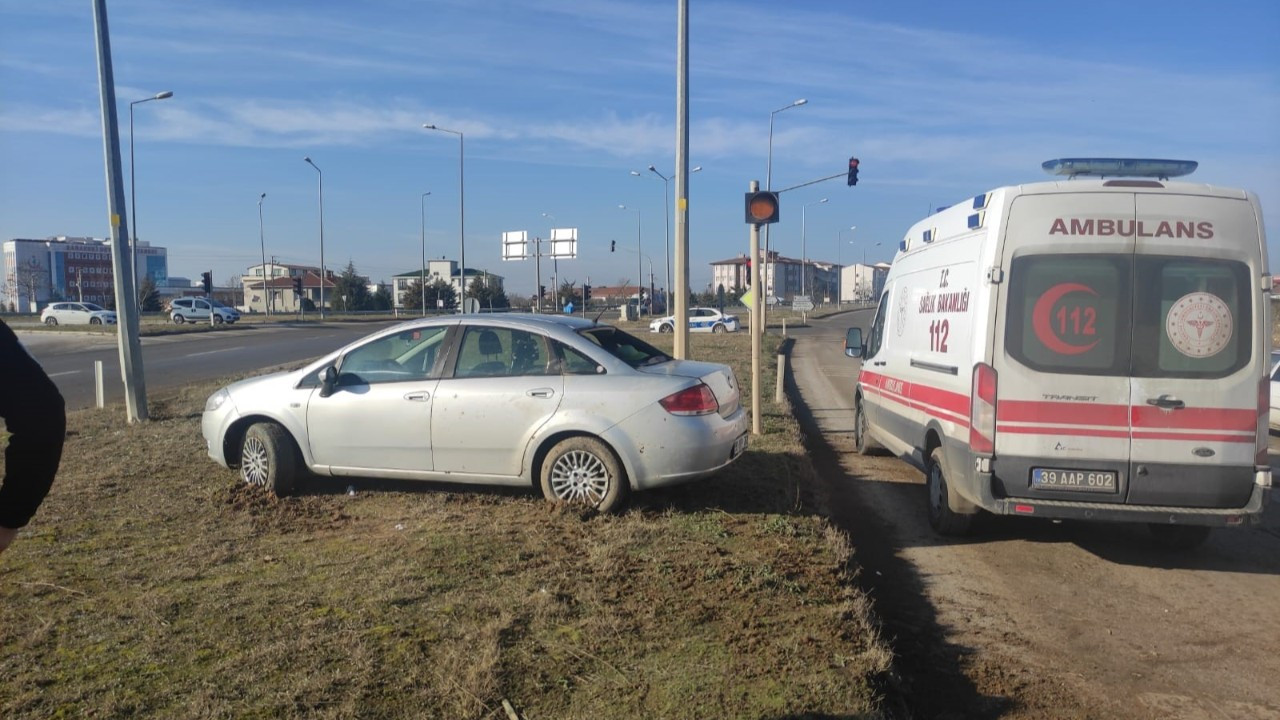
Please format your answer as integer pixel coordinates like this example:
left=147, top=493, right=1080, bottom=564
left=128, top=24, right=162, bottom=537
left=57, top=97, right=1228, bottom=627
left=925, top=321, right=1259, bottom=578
left=872, top=360, right=886, bottom=367
left=1146, top=395, right=1184, bottom=410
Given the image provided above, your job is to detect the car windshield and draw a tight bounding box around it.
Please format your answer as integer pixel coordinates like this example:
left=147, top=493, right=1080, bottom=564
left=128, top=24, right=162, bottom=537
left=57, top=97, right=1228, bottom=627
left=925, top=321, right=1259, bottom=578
left=578, top=326, right=671, bottom=368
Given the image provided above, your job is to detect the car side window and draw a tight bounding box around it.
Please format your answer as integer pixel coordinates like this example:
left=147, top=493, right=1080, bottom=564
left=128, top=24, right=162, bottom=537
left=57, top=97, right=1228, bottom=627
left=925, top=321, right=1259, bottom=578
left=551, top=340, right=602, bottom=375
left=865, top=290, right=889, bottom=358
left=453, top=327, right=551, bottom=378
left=339, top=326, right=447, bottom=384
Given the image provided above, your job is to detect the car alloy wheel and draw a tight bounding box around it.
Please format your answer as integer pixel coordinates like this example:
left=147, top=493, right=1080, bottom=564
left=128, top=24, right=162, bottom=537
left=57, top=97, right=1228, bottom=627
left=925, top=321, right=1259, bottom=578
left=541, top=436, right=628, bottom=513
left=712, top=323, right=726, bottom=333
left=173, top=315, right=185, bottom=324
left=44, top=317, right=57, bottom=326
left=90, top=317, right=102, bottom=325
left=213, top=315, right=224, bottom=325
left=240, top=422, right=298, bottom=495
left=660, top=324, right=673, bottom=333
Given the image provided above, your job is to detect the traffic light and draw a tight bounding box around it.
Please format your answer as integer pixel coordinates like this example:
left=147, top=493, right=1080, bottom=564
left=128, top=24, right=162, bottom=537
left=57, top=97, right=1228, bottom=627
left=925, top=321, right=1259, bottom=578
left=292, top=276, right=303, bottom=294
left=539, top=285, right=546, bottom=298
left=744, top=191, right=780, bottom=224
left=847, top=157, right=860, bottom=186
left=582, top=284, right=591, bottom=303
left=201, top=271, right=212, bottom=295
left=610, top=240, right=616, bottom=252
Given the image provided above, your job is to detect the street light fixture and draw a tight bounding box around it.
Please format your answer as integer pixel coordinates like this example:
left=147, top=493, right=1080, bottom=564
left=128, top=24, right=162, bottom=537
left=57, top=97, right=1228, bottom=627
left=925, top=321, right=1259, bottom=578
left=800, top=198, right=828, bottom=296
left=618, top=204, right=646, bottom=315
left=423, top=124, right=466, bottom=312
left=303, top=156, right=326, bottom=319
left=258, top=192, right=269, bottom=316
left=631, top=165, right=701, bottom=310
left=837, top=225, right=855, bottom=304
left=421, top=191, right=431, bottom=316
left=128, top=89, right=173, bottom=310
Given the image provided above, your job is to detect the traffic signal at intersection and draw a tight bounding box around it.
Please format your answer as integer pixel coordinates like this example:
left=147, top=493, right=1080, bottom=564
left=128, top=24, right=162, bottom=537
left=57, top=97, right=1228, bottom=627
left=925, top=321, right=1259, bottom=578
left=847, top=157, right=860, bottom=186
left=583, top=284, right=591, bottom=303
left=201, top=271, right=212, bottom=294
left=292, top=276, right=303, bottom=294
left=744, top=191, right=780, bottom=225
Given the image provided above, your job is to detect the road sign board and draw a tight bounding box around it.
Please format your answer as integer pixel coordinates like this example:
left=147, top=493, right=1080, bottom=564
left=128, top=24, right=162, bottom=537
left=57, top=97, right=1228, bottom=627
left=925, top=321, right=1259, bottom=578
left=501, top=230, right=528, bottom=261
left=549, top=227, right=578, bottom=259
left=792, top=295, right=814, bottom=312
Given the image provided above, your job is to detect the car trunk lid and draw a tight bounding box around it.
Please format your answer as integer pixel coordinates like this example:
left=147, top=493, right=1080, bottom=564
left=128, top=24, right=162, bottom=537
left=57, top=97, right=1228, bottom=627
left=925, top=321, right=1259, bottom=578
left=640, top=359, right=741, bottom=418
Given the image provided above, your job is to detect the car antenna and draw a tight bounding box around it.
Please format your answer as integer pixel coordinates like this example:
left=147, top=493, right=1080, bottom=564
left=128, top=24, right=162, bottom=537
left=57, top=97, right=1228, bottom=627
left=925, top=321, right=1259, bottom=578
left=592, top=307, right=608, bottom=325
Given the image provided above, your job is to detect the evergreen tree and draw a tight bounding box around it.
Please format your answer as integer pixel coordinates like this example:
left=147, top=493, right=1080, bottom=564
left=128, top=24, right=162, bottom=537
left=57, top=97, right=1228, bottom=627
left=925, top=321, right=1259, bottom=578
left=468, top=276, right=509, bottom=309
left=371, top=284, right=393, bottom=311
left=332, top=261, right=372, bottom=311
left=400, top=279, right=426, bottom=311
left=138, top=276, right=162, bottom=312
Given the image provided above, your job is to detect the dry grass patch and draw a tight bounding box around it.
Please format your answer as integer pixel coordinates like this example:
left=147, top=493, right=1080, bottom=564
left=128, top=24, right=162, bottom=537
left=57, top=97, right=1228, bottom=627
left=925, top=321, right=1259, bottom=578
left=0, top=332, right=891, bottom=719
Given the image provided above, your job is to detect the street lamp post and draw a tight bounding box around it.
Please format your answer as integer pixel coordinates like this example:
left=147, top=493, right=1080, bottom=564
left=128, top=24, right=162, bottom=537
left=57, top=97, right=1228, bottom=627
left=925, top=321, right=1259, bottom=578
left=303, top=156, right=326, bottom=319
left=837, top=225, right=855, bottom=304
left=128, top=89, right=173, bottom=310
left=423, top=124, right=466, bottom=312
left=800, top=197, right=828, bottom=296
left=420, top=192, right=431, bottom=316
left=631, top=165, right=701, bottom=310
left=619, top=205, right=644, bottom=315
left=258, top=192, right=269, bottom=316
left=764, top=98, right=806, bottom=320
left=542, top=212, right=558, bottom=309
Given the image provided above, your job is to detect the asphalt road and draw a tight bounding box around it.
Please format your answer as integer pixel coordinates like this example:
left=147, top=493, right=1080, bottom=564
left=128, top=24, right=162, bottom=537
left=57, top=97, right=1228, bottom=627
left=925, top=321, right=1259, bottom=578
left=788, top=311, right=1280, bottom=718
left=14, top=322, right=400, bottom=410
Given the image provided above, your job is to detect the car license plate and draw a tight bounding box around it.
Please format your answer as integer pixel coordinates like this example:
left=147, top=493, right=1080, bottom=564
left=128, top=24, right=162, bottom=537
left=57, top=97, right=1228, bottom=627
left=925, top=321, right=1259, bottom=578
left=730, top=433, right=748, bottom=459
left=1031, top=468, right=1118, bottom=493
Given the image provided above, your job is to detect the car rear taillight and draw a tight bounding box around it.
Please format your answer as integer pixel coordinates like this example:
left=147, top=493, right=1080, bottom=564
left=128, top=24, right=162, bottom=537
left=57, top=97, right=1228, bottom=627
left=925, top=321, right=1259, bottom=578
left=660, top=384, right=718, bottom=416
left=970, top=363, right=997, bottom=455
left=1257, top=375, right=1269, bottom=466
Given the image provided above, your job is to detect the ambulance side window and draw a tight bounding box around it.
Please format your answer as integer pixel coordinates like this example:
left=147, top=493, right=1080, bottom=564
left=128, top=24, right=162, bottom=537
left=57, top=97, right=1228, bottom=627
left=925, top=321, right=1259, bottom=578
left=865, top=291, right=889, bottom=358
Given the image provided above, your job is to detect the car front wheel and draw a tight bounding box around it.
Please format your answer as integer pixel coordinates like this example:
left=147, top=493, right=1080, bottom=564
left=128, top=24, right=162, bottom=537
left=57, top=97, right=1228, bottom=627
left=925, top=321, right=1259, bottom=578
left=540, top=436, right=628, bottom=513
left=213, top=315, right=224, bottom=325
left=44, top=317, right=57, bottom=326
left=712, top=323, right=726, bottom=333
left=90, top=317, right=102, bottom=325
left=659, top=323, right=673, bottom=333
left=240, top=422, right=299, bottom=495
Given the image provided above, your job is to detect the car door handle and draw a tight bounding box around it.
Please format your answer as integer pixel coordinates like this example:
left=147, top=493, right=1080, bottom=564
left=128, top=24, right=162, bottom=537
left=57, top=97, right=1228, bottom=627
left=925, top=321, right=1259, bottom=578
left=873, top=360, right=886, bottom=366
left=403, top=391, right=430, bottom=402
left=527, top=388, right=555, bottom=398
left=1146, top=395, right=1184, bottom=410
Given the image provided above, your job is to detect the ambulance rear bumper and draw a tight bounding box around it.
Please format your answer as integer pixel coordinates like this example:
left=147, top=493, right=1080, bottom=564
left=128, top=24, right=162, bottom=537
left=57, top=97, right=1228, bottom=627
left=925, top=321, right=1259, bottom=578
left=973, top=471, right=1272, bottom=527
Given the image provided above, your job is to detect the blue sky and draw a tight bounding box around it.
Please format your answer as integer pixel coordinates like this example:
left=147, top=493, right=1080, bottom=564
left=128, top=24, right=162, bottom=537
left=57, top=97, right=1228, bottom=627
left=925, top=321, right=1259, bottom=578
left=3, top=0, right=1278, bottom=296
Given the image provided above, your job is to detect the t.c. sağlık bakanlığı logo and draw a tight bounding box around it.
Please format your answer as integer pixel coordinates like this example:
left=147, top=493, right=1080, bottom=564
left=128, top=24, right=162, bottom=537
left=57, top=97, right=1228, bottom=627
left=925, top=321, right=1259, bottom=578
left=1165, top=292, right=1233, bottom=358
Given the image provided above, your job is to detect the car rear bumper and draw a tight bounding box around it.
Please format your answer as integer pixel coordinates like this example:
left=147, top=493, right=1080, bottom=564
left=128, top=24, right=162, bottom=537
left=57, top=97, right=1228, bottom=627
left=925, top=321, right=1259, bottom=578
left=605, top=404, right=750, bottom=490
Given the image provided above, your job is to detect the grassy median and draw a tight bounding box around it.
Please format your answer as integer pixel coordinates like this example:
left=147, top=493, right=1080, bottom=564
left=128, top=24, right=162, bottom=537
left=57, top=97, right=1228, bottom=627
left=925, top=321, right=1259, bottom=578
left=0, top=330, right=891, bottom=720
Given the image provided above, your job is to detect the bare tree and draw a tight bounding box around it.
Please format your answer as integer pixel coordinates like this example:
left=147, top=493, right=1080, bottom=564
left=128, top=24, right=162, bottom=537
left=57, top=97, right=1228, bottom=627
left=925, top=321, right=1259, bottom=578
left=15, top=257, right=49, bottom=312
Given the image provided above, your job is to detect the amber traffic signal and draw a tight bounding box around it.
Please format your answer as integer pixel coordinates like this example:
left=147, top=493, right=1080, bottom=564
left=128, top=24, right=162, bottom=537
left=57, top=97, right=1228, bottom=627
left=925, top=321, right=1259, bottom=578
left=744, top=191, right=780, bottom=224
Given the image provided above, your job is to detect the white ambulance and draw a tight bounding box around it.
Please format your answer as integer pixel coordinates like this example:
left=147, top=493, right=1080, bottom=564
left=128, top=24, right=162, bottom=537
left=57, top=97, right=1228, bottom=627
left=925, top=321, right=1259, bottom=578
left=846, top=158, right=1272, bottom=548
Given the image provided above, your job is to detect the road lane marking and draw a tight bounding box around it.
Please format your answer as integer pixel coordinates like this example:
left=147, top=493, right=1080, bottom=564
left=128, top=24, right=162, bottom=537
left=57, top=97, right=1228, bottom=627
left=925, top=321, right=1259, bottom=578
left=48, top=370, right=81, bottom=377
left=185, top=346, right=246, bottom=358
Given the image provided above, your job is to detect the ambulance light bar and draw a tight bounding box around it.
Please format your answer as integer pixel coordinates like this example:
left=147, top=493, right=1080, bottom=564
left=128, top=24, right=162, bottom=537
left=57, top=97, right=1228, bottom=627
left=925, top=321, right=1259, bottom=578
left=1041, top=158, right=1198, bottom=180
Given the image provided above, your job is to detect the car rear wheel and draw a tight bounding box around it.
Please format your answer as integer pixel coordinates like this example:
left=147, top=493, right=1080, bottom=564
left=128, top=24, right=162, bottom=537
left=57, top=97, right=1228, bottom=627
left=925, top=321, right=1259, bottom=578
left=927, top=448, right=974, bottom=536
left=712, top=323, right=727, bottom=333
left=1147, top=524, right=1211, bottom=551
left=240, top=422, right=299, bottom=495
left=173, top=314, right=186, bottom=324
left=540, top=436, right=628, bottom=513
left=44, top=317, right=57, bottom=326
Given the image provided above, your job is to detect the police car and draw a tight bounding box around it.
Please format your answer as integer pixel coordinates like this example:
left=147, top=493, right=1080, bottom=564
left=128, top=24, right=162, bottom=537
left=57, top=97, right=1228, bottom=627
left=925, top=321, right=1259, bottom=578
left=650, top=308, right=739, bottom=334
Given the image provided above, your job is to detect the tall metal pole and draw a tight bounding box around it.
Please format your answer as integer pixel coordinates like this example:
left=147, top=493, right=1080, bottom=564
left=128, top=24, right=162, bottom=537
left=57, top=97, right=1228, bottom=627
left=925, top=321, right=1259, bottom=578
left=800, top=198, right=827, bottom=296
left=258, top=193, right=269, bottom=316
left=93, top=0, right=147, bottom=422
left=423, top=124, right=465, bottom=312
left=128, top=90, right=171, bottom=313
left=764, top=99, right=807, bottom=328
left=673, top=0, right=690, bottom=357
left=421, top=192, right=431, bottom=316
left=748, top=180, right=761, bottom=435
left=303, top=157, right=325, bottom=319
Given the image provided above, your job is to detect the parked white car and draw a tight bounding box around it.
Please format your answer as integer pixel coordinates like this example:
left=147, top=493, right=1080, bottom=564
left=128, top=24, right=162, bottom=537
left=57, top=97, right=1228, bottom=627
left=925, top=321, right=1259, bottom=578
left=202, top=314, right=749, bottom=512
left=40, top=301, right=117, bottom=326
left=1269, top=351, right=1280, bottom=432
left=170, top=297, right=240, bottom=324
left=649, top=307, right=739, bottom=334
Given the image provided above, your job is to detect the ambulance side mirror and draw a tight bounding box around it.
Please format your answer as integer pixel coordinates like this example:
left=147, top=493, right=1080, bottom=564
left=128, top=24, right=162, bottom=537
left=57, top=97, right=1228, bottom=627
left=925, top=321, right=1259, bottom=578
left=844, top=327, right=864, bottom=358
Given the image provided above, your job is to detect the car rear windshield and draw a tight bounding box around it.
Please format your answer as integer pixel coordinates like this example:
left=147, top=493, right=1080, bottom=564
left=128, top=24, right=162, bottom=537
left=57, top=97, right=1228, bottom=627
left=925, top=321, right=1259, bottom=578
left=1005, top=253, right=1251, bottom=379
left=577, top=326, right=671, bottom=368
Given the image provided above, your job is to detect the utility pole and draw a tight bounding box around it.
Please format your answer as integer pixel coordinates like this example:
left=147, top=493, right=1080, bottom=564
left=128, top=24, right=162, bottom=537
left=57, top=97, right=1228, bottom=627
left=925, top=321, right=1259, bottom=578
left=748, top=179, right=762, bottom=435
left=673, top=0, right=691, bottom=358
left=92, top=0, right=147, bottom=422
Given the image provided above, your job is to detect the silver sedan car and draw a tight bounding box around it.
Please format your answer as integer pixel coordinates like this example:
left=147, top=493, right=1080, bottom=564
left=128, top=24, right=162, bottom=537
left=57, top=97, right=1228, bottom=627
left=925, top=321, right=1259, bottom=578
left=202, top=314, right=749, bottom=512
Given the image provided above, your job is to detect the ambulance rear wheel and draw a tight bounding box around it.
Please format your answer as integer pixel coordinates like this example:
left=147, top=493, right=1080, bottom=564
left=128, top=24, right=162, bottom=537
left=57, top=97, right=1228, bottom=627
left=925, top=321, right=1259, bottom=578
left=854, top=397, right=878, bottom=456
left=927, top=448, right=974, bottom=536
left=1147, top=524, right=1211, bottom=551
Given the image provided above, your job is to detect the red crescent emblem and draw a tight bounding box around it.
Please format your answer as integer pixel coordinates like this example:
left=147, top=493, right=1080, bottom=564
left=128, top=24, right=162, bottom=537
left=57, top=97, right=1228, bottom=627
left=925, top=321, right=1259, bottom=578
left=1031, top=282, right=1100, bottom=356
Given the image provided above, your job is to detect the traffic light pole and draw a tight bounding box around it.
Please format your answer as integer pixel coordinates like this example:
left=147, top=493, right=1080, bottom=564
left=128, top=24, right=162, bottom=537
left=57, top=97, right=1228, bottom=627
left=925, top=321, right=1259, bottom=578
left=749, top=180, right=762, bottom=436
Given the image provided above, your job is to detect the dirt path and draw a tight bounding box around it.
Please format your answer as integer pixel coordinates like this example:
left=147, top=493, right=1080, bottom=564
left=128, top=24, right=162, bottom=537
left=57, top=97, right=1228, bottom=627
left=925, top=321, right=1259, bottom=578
left=786, top=316, right=1280, bottom=719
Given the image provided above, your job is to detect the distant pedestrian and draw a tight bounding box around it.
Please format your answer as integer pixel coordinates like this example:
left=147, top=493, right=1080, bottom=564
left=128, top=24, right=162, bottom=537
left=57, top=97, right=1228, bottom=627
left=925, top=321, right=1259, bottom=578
left=0, top=318, right=66, bottom=555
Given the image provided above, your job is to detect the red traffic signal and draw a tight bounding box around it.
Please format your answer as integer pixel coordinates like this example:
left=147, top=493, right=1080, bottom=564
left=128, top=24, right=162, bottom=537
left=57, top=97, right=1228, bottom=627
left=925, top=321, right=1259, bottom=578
left=847, top=157, right=860, bottom=186
left=744, top=191, right=780, bottom=224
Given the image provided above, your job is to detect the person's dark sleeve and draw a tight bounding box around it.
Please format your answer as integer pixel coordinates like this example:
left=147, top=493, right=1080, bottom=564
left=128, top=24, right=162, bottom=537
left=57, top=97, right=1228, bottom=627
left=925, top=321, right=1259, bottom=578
left=0, top=318, right=66, bottom=529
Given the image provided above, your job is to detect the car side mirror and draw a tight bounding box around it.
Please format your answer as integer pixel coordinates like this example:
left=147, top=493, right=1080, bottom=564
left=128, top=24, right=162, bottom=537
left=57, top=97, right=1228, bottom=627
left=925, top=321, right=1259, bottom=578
left=318, top=365, right=339, bottom=397
left=844, top=327, right=864, bottom=358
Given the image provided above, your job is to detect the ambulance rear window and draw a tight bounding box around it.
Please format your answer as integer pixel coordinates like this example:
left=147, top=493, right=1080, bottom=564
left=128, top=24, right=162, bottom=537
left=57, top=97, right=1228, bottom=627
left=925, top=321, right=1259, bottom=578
left=1006, top=254, right=1251, bottom=379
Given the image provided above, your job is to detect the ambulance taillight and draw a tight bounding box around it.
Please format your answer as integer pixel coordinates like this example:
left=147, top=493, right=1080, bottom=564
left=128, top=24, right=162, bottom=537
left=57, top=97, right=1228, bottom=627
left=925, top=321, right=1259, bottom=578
left=970, top=363, right=997, bottom=455
left=1256, top=376, right=1269, bottom=467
